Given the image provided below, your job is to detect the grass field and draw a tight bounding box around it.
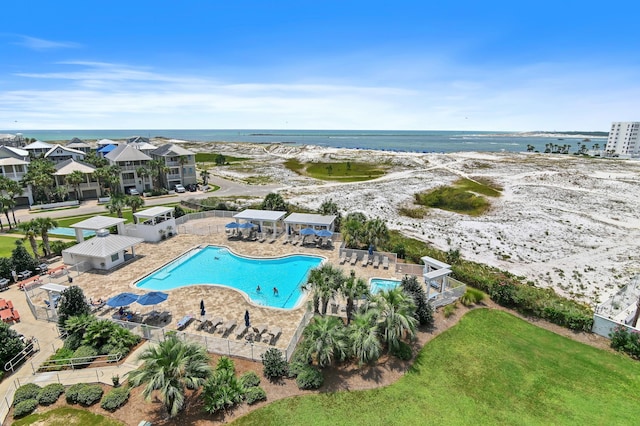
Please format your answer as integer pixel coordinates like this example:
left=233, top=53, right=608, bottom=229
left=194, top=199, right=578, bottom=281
left=0, top=235, right=36, bottom=258
left=12, top=406, right=124, bottom=426
left=284, top=159, right=386, bottom=182
left=233, top=309, right=640, bottom=425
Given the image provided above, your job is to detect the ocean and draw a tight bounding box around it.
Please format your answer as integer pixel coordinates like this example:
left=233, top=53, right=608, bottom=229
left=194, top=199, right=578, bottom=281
left=1, top=129, right=608, bottom=154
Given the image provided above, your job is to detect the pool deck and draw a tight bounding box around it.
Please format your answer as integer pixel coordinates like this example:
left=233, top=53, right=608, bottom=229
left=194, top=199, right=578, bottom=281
left=68, top=216, right=403, bottom=353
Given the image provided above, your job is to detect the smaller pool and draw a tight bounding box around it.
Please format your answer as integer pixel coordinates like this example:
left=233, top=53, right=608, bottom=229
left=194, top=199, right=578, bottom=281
left=370, top=278, right=401, bottom=294
left=50, top=227, right=95, bottom=238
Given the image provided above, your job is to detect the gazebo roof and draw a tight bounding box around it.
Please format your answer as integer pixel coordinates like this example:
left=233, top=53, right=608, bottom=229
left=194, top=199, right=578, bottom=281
left=284, top=213, right=336, bottom=227
left=63, top=233, right=143, bottom=258
left=233, top=209, right=287, bottom=222
left=420, top=256, right=450, bottom=270
left=424, top=269, right=452, bottom=280
left=70, top=215, right=126, bottom=230
left=134, top=206, right=173, bottom=219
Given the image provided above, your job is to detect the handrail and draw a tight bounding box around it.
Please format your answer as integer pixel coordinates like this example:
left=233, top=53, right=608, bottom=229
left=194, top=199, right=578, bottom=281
left=4, top=338, right=39, bottom=372
left=36, top=352, right=122, bottom=372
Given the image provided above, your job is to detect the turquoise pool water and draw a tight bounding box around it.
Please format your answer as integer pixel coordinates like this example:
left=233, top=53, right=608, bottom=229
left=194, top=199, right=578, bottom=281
left=370, top=278, right=401, bottom=294
left=50, top=227, right=95, bottom=238
left=135, top=246, right=324, bottom=309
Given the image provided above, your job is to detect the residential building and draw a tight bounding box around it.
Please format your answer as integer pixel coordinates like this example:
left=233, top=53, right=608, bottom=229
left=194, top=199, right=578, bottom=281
left=53, top=159, right=100, bottom=200
left=0, top=133, right=24, bottom=147
left=66, top=137, right=92, bottom=153
left=24, top=140, right=53, bottom=158
left=150, top=144, right=197, bottom=189
left=0, top=145, right=33, bottom=205
left=44, top=144, right=86, bottom=164
left=104, top=144, right=152, bottom=194
left=605, top=122, right=640, bottom=157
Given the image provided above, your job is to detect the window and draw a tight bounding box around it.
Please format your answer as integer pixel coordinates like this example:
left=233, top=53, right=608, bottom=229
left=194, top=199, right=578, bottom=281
left=111, top=253, right=119, bottom=262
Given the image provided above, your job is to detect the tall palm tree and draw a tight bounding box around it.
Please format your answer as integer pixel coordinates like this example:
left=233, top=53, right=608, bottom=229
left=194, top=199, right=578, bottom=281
left=303, top=264, right=345, bottom=316
left=366, top=287, right=417, bottom=350
left=22, top=158, right=56, bottom=203
left=106, top=194, right=126, bottom=218
left=125, top=195, right=145, bottom=223
left=300, top=315, right=348, bottom=368
left=17, top=220, right=40, bottom=258
left=136, top=166, right=150, bottom=191
left=364, top=218, right=389, bottom=251
left=200, top=169, right=210, bottom=186
left=93, top=166, right=111, bottom=197
left=106, top=165, right=122, bottom=195
left=340, top=274, right=369, bottom=324
left=33, top=217, right=58, bottom=257
left=128, top=335, right=212, bottom=418
left=348, top=310, right=382, bottom=366
left=0, top=196, right=14, bottom=229
left=178, top=155, right=188, bottom=184
left=65, top=170, right=86, bottom=201
left=0, top=176, right=23, bottom=226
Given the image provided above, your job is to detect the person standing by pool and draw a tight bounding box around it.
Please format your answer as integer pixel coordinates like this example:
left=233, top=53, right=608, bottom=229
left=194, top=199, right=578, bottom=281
left=273, top=287, right=279, bottom=296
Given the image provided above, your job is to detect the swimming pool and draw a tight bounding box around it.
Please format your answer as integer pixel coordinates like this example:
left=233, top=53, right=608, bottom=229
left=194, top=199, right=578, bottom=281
left=50, top=227, right=96, bottom=238
left=135, top=246, right=324, bottom=309
left=369, top=278, right=401, bottom=294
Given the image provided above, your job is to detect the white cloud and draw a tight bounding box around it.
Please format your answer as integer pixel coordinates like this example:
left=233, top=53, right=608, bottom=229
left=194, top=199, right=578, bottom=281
left=14, top=35, right=81, bottom=50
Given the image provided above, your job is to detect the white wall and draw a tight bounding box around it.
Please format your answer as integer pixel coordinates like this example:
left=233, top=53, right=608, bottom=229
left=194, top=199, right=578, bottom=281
left=62, top=250, right=125, bottom=270
left=125, top=218, right=176, bottom=243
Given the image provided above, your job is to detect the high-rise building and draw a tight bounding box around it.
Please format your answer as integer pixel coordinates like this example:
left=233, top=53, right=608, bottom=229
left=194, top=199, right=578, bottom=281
left=605, top=122, right=640, bottom=157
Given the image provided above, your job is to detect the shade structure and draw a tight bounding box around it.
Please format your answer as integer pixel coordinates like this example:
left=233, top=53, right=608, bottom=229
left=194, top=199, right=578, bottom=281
left=316, top=229, right=333, bottom=238
left=300, top=227, right=316, bottom=236
left=136, top=291, right=168, bottom=306
left=238, top=222, right=255, bottom=229
left=225, top=222, right=240, bottom=229
left=106, top=292, right=139, bottom=307
left=244, top=310, right=251, bottom=328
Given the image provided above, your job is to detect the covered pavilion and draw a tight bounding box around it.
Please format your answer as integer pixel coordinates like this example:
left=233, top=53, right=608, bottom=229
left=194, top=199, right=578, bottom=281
left=128, top=206, right=177, bottom=242
left=232, top=209, right=287, bottom=236
left=70, top=215, right=126, bottom=242
left=283, top=213, right=337, bottom=235
left=62, top=229, right=143, bottom=271
left=421, top=255, right=453, bottom=299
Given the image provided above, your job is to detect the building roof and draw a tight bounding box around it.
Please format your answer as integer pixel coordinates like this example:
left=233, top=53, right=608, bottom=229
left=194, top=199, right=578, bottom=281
left=54, top=159, right=97, bottom=176
left=67, top=141, right=91, bottom=149
left=45, top=144, right=85, bottom=158
left=63, top=233, right=143, bottom=259
left=233, top=209, right=287, bottom=222
left=127, top=136, right=149, bottom=144
left=24, top=140, right=53, bottom=150
left=70, top=215, right=126, bottom=230
left=97, top=139, right=119, bottom=146
left=151, top=143, right=195, bottom=157
left=283, top=213, right=337, bottom=226
left=4, top=146, right=29, bottom=157
left=105, top=144, right=152, bottom=162
left=97, top=144, right=117, bottom=153
left=129, top=141, right=158, bottom=151
left=0, top=157, right=29, bottom=166
left=134, top=206, right=174, bottom=219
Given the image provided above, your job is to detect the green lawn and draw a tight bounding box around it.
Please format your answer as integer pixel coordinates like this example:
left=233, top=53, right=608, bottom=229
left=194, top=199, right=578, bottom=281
left=284, top=159, right=386, bottom=182
left=233, top=309, right=640, bottom=425
left=0, top=235, right=36, bottom=258
left=12, top=406, right=125, bottom=426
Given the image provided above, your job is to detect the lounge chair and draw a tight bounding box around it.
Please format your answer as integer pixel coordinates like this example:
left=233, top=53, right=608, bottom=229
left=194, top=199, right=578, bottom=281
left=268, top=326, right=282, bottom=345
left=372, top=255, right=380, bottom=268
left=382, top=256, right=389, bottom=270
left=177, top=314, right=194, bottom=330
left=12, top=309, right=20, bottom=322
left=220, top=319, right=237, bottom=336
left=253, top=323, right=268, bottom=335
left=350, top=253, right=359, bottom=266
left=208, top=317, right=223, bottom=332
left=361, top=253, right=369, bottom=267
left=235, top=325, right=249, bottom=339
left=339, top=252, right=347, bottom=264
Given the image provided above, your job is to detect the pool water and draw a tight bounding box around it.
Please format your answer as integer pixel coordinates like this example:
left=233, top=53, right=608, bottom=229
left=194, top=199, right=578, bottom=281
left=136, top=246, right=323, bottom=309
left=370, top=278, right=401, bottom=294
left=50, top=227, right=95, bottom=238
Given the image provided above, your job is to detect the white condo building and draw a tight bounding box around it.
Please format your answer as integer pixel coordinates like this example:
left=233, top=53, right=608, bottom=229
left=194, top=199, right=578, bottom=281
left=605, top=122, right=640, bottom=157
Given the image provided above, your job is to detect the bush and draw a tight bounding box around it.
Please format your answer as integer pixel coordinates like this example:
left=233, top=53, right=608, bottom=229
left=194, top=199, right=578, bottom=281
left=37, top=383, right=65, bottom=405
left=240, top=371, right=261, bottom=389
left=100, top=386, right=130, bottom=411
left=401, top=275, right=434, bottom=327
left=610, top=326, right=640, bottom=358
left=13, top=398, right=37, bottom=418
left=72, top=345, right=98, bottom=368
left=460, top=287, right=485, bottom=307
left=63, top=333, right=84, bottom=351
left=76, top=384, right=103, bottom=406
left=261, top=348, right=288, bottom=381
left=13, top=383, right=41, bottom=406
left=443, top=303, right=457, bottom=318
left=245, top=386, right=267, bottom=404
left=66, top=383, right=86, bottom=404
left=390, top=341, right=413, bottom=361
left=286, top=361, right=308, bottom=379
left=295, top=365, right=324, bottom=390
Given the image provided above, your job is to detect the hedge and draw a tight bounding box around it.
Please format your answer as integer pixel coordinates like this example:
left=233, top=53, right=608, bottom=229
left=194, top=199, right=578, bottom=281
left=13, top=383, right=41, bottom=406
left=245, top=386, right=267, bottom=404
left=37, top=383, right=65, bottom=405
left=13, top=399, right=37, bottom=418
left=100, top=386, right=130, bottom=411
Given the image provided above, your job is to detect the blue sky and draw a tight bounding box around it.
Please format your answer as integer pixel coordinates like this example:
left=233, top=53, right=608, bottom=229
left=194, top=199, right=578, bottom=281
left=1, top=1, right=639, bottom=131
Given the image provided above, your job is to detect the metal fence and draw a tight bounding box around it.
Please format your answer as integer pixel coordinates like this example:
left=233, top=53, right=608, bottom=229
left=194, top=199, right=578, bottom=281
left=284, top=310, right=314, bottom=361
left=431, top=278, right=467, bottom=308
left=338, top=244, right=398, bottom=268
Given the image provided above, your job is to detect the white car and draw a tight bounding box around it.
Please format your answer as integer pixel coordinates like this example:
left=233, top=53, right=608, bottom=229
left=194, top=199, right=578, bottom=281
left=128, top=188, right=140, bottom=196
left=174, top=184, right=186, bottom=193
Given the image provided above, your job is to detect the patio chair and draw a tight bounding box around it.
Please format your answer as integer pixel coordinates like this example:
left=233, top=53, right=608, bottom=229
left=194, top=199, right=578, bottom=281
left=339, top=252, right=347, bottom=264
left=361, top=253, right=369, bottom=267
left=12, top=309, right=20, bottom=322
left=177, top=314, right=193, bottom=330
left=350, top=253, right=359, bottom=266
left=372, top=255, right=380, bottom=268
left=268, top=327, right=282, bottom=345
left=382, top=256, right=389, bottom=270
left=235, top=325, right=249, bottom=339
left=220, top=319, right=237, bottom=337
left=208, top=317, right=223, bottom=333
left=253, top=323, right=268, bottom=335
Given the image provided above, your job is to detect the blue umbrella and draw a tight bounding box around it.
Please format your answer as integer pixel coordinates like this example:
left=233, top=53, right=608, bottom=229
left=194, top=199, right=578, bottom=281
left=300, top=227, right=316, bottom=235
left=238, top=222, right=255, bottom=229
left=316, top=229, right=333, bottom=238
left=136, top=291, right=168, bottom=306
left=106, top=292, right=139, bottom=307
left=225, top=222, right=240, bottom=229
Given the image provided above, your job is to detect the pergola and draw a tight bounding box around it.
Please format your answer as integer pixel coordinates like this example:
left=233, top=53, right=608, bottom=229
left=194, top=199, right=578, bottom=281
left=134, top=206, right=174, bottom=225
left=70, top=215, right=126, bottom=242
left=283, top=213, right=337, bottom=235
left=421, top=255, right=452, bottom=299
left=41, top=283, right=68, bottom=319
left=232, top=209, right=287, bottom=236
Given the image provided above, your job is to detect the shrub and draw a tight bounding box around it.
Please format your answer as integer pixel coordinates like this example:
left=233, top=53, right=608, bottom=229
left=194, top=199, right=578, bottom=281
left=261, top=348, right=288, bottom=381
left=13, top=398, right=37, bottom=418
left=76, top=384, right=103, bottom=406
left=100, top=386, right=130, bottom=411
left=610, top=326, right=640, bottom=358
left=286, top=361, right=308, bottom=379
left=13, top=383, right=41, bottom=406
left=460, top=287, right=485, bottom=307
left=37, top=383, right=65, bottom=405
left=66, top=383, right=86, bottom=404
left=240, top=371, right=261, bottom=389
left=401, top=275, right=434, bottom=327
left=390, top=341, right=413, bottom=361
left=443, top=303, right=457, bottom=318
left=245, top=386, right=267, bottom=404
left=72, top=345, right=98, bottom=368
left=216, top=356, right=235, bottom=373
left=295, top=365, right=324, bottom=390
left=63, top=333, right=84, bottom=351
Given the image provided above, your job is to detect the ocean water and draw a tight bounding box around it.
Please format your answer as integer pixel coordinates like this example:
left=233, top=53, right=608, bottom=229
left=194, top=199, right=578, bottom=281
left=2, top=129, right=608, bottom=154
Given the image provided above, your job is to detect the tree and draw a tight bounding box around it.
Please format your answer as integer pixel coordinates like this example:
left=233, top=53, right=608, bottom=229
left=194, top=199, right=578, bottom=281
left=106, top=194, right=126, bottom=218
left=202, top=357, right=244, bottom=414
left=136, top=166, right=150, bottom=190
left=21, top=158, right=56, bottom=203
left=149, top=159, right=169, bottom=190
left=125, top=195, right=145, bottom=222
left=11, top=240, right=37, bottom=273
left=0, top=195, right=14, bottom=229
left=128, top=335, right=212, bottom=417
left=340, top=273, right=369, bottom=324
left=260, top=193, right=287, bottom=211
left=178, top=156, right=189, bottom=184
left=303, top=264, right=345, bottom=316
left=0, top=322, right=25, bottom=368
left=214, top=154, right=226, bottom=166
left=0, top=176, right=23, bottom=226
left=93, top=166, right=112, bottom=197
left=17, top=221, right=40, bottom=258
left=83, top=150, right=108, bottom=168
left=365, top=287, right=417, bottom=351
left=341, top=215, right=366, bottom=249
left=200, top=169, right=210, bottom=185
left=363, top=218, right=389, bottom=250
left=348, top=310, right=381, bottom=366
left=299, top=316, right=348, bottom=368
left=317, top=198, right=342, bottom=229
left=33, top=217, right=58, bottom=257
left=400, top=275, right=434, bottom=327
left=65, top=170, right=86, bottom=201
left=57, top=286, right=91, bottom=330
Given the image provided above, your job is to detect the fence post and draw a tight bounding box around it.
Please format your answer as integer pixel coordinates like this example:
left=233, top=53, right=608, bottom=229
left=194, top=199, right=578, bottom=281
left=57, top=373, right=60, bottom=383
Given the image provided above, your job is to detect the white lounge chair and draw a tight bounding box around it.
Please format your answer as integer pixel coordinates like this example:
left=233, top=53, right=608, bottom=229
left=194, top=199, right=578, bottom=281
left=268, top=327, right=282, bottom=345
left=350, top=253, right=359, bottom=266
left=235, top=325, right=249, bottom=339
left=339, top=252, right=347, bottom=264
left=361, top=253, right=369, bottom=267
left=372, top=255, right=380, bottom=268
left=219, top=319, right=237, bottom=336
left=253, top=323, right=268, bottom=335
left=382, top=256, right=389, bottom=270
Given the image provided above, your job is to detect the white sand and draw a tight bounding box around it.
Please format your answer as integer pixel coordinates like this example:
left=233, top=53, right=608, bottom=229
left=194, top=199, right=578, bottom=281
left=179, top=141, right=640, bottom=307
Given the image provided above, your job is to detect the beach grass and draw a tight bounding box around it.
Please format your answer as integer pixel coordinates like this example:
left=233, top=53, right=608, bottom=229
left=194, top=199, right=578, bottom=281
left=12, top=406, right=125, bottom=426
left=458, top=177, right=502, bottom=197
left=233, top=309, right=640, bottom=426
left=284, top=159, right=385, bottom=182
left=195, top=153, right=248, bottom=163
left=414, top=178, right=498, bottom=216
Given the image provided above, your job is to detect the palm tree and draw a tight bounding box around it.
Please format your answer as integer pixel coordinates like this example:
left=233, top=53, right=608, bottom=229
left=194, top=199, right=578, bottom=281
left=364, top=218, right=389, bottom=250
left=303, top=264, right=345, bottom=316
left=178, top=156, right=188, bottom=185
left=0, top=196, right=14, bottom=229
left=136, top=166, right=150, bottom=191
left=200, top=169, right=210, bottom=186
left=106, top=194, right=126, bottom=218
left=33, top=217, right=58, bottom=257
left=93, top=166, right=111, bottom=197
left=65, top=170, right=86, bottom=201
left=0, top=177, right=23, bottom=226
left=21, top=158, right=56, bottom=203
left=348, top=310, right=382, bottom=366
left=366, top=287, right=417, bottom=350
left=106, top=165, right=123, bottom=195
left=299, top=315, right=348, bottom=368
left=340, top=274, right=369, bottom=324
left=17, top=220, right=40, bottom=258
left=125, top=195, right=145, bottom=223
left=128, top=335, right=212, bottom=417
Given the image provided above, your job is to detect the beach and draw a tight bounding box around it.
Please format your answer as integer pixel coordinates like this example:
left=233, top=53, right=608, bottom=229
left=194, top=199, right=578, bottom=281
left=181, top=141, right=640, bottom=307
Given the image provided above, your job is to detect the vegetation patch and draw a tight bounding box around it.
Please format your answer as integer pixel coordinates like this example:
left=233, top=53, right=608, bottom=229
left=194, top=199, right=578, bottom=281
left=284, top=158, right=386, bottom=182
left=12, top=406, right=125, bottom=425
left=195, top=153, right=248, bottom=164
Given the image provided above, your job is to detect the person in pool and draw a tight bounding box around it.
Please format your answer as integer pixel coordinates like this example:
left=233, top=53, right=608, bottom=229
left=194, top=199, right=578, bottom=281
left=273, top=287, right=279, bottom=296
left=256, top=285, right=261, bottom=293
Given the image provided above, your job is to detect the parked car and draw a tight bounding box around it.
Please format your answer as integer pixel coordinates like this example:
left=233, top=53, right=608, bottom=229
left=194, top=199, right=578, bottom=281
left=174, top=184, right=186, bottom=193
left=128, top=188, right=140, bottom=196
left=187, top=183, right=198, bottom=192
